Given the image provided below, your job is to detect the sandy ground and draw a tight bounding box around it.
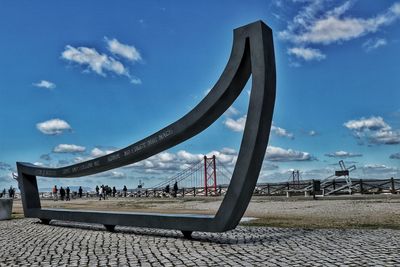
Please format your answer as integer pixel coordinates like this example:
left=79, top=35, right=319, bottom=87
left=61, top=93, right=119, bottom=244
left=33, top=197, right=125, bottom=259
left=12, top=194, right=400, bottom=229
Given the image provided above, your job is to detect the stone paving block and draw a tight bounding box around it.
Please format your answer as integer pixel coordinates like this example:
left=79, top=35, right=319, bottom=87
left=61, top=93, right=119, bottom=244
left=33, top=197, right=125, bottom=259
left=0, top=219, right=400, bottom=266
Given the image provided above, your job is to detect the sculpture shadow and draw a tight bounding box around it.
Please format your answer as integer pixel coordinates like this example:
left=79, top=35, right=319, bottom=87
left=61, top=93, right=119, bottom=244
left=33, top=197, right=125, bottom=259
left=38, top=219, right=299, bottom=245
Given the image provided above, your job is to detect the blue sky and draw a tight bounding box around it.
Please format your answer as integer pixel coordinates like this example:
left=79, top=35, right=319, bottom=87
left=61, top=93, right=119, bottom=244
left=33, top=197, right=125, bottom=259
left=0, top=0, right=399, bottom=190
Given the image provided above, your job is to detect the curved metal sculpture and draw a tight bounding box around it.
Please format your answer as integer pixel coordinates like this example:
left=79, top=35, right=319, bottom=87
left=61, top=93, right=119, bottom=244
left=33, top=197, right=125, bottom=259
left=16, top=20, right=276, bottom=237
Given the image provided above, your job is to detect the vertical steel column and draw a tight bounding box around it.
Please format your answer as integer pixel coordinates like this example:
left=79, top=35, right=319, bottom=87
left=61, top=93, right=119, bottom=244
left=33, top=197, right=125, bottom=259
left=213, top=155, right=217, bottom=193
left=204, top=155, right=208, bottom=196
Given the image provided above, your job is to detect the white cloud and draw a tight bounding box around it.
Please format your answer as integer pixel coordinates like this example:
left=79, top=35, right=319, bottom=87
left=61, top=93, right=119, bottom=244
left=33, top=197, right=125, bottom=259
left=206, top=150, right=237, bottom=166
left=105, top=37, right=141, bottom=62
left=271, top=124, right=294, bottom=139
left=90, top=170, right=126, bottom=179
left=62, top=38, right=143, bottom=85
left=224, top=115, right=246, bottom=132
left=361, top=164, right=398, bottom=178
left=220, top=147, right=237, bottom=155
left=363, top=38, right=387, bottom=52
left=157, top=152, right=176, bottom=162
left=0, top=162, right=13, bottom=171
left=344, top=116, right=400, bottom=145
left=325, top=151, right=362, bottom=158
left=73, top=156, right=91, bottom=164
left=0, top=172, right=16, bottom=184
left=130, top=77, right=142, bottom=85
left=265, top=146, right=314, bottom=162
left=224, top=117, right=294, bottom=139
left=107, top=171, right=126, bottom=179
left=287, top=47, right=326, bottom=61
left=370, top=130, right=400, bottom=145
left=176, top=150, right=203, bottom=163
left=130, top=152, right=177, bottom=168
left=91, top=147, right=116, bottom=157
left=225, top=106, right=240, bottom=116
left=326, top=0, right=353, bottom=17
left=281, top=2, right=400, bottom=45
left=61, top=45, right=128, bottom=77
left=53, top=144, right=86, bottom=153
left=36, top=119, right=72, bottom=135
left=393, top=2, right=400, bottom=15
left=280, top=1, right=400, bottom=61
left=344, top=116, right=390, bottom=131
left=33, top=80, right=56, bottom=89
left=125, top=150, right=202, bottom=174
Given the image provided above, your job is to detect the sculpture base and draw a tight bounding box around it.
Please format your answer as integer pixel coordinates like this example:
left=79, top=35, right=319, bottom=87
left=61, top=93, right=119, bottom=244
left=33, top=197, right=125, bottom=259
left=0, top=198, right=13, bottom=220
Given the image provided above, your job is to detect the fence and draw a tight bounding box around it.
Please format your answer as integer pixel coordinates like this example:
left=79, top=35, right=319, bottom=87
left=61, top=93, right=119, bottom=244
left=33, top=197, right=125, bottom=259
left=32, top=178, right=399, bottom=199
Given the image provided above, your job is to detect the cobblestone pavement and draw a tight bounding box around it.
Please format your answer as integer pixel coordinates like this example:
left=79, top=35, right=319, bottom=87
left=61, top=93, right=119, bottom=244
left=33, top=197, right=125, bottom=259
left=0, top=219, right=399, bottom=266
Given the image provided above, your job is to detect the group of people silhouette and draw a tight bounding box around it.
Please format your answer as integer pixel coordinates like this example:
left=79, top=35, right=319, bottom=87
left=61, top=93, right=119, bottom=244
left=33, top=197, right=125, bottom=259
left=52, top=185, right=78, bottom=201
left=50, top=184, right=131, bottom=201
left=164, top=181, right=179, bottom=197
left=95, top=185, right=123, bottom=200
left=49, top=182, right=183, bottom=201
left=0, top=186, right=15, bottom=198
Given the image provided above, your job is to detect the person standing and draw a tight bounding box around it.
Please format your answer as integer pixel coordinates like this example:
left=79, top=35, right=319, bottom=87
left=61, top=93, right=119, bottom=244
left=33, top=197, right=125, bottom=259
left=66, top=187, right=70, bottom=201
left=9, top=187, right=15, bottom=198
left=99, top=186, right=103, bottom=201
left=105, top=185, right=110, bottom=199
left=78, top=186, right=83, bottom=198
left=112, top=186, right=116, bottom=197
left=102, top=185, right=106, bottom=200
left=173, top=181, right=178, bottom=198
left=52, top=185, right=58, bottom=201
left=164, top=184, right=170, bottom=195
left=8, top=187, right=13, bottom=198
left=59, top=187, right=65, bottom=201
left=95, top=185, right=99, bottom=197
left=123, top=185, right=128, bottom=197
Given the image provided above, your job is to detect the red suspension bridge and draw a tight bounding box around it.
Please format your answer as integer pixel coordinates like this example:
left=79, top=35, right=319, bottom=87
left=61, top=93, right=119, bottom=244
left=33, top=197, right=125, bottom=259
left=150, top=155, right=233, bottom=196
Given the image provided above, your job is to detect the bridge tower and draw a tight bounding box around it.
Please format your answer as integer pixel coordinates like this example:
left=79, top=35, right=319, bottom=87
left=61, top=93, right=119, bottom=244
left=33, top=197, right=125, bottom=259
left=204, top=155, right=217, bottom=196
left=291, top=170, right=300, bottom=188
